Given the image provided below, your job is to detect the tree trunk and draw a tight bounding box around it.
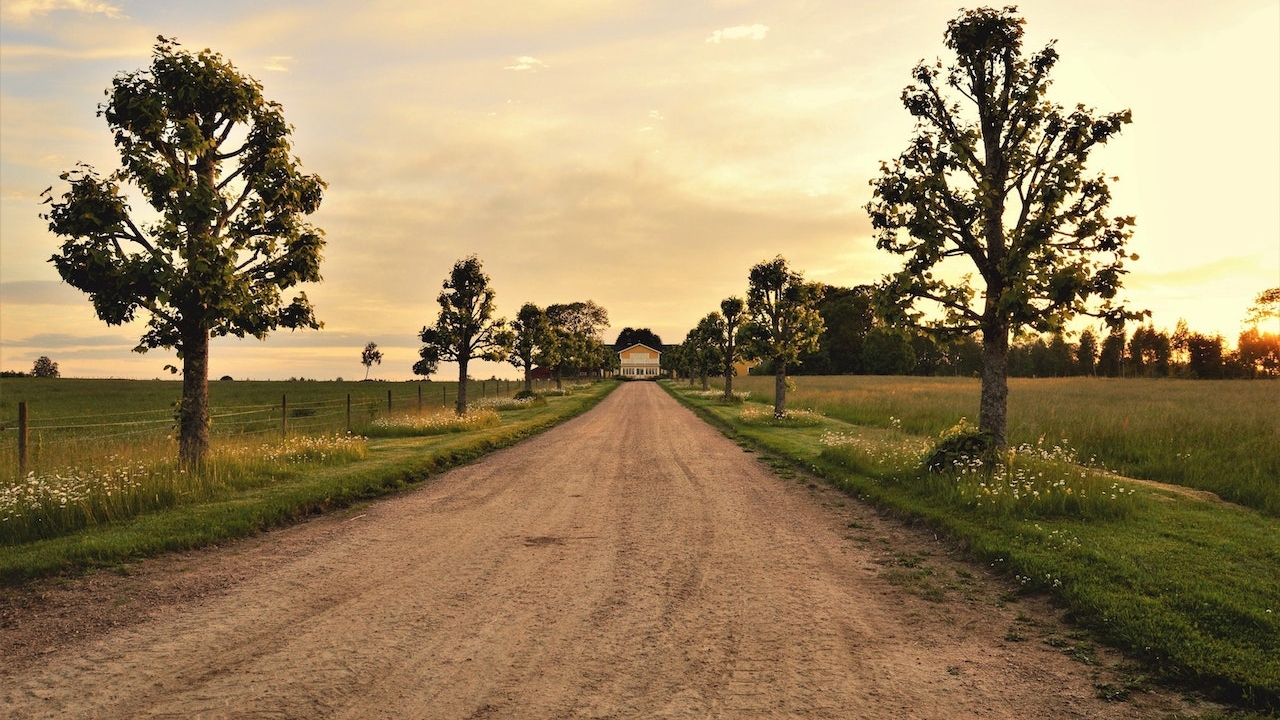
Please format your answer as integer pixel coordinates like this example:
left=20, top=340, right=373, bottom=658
left=979, top=322, right=1010, bottom=450
left=700, top=372, right=709, bottom=391
left=553, top=367, right=563, bottom=390
left=456, top=356, right=469, bottom=415
left=523, top=366, right=533, bottom=394
left=773, top=358, right=787, bottom=418
left=178, top=325, right=211, bottom=469
left=723, top=357, right=734, bottom=399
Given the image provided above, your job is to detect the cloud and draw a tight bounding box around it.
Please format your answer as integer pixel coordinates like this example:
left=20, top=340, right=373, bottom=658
left=264, top=55, right=293, bottom=73
left=706, top=24, right=769, bottom=44
left=2, top=0, right=126, bottom=21
left=0, top=281, right=85, bottom=305
left=504, top=56, right=548, bottom=72
left=0, top=332, right=133, bottom=349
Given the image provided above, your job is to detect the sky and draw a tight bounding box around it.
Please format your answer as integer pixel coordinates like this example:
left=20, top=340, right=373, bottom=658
left=1, top=0, right=1277, bottom=381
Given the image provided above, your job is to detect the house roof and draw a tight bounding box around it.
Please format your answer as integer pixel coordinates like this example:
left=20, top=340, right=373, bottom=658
left=617, top=343, right=662, bottom=356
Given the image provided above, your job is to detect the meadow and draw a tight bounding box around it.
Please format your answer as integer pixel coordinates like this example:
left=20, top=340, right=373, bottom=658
left=732, top=375, right=1280, bottom=516
left=0, top=377, right=610, bottom=578
left=669, top=377, right=1280, bottom=712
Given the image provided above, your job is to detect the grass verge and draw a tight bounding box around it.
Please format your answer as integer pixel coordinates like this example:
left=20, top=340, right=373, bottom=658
left=664, top=381, right=1280, bottom=713
left=0, top=382, right=615, bottom=583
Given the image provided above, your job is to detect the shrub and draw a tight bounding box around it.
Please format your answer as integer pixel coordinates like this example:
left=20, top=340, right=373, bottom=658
left=923, top=418, right=993, bottom=472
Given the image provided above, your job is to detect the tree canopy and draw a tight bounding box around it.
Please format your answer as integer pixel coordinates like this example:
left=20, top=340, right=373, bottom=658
left=509, top=302, right=549, bottom=393
left=417, top=256, right=513, bottom=414
left=866, top=7, right=1138, bottom=449
left=614, top=327, right=664, bottom=351
left=361, top=342, right=383, bottom=380
left=540, top=301, right=611, bottom=387
left=31, top=356, right=60, bottom=378
left=684, top=313, right=726, bottom=391
left=718, top=297, right=747, bottom=398
left=741, top=256, right=823, bottom=417
left=42, top=37, right=325, bottom=466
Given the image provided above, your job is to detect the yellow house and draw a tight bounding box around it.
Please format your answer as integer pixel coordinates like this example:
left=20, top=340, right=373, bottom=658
left=618, top=343, right=662, bottom=378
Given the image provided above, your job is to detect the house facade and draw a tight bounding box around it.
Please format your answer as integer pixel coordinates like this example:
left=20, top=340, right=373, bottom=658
left=618, top=343, right=662, bottom=379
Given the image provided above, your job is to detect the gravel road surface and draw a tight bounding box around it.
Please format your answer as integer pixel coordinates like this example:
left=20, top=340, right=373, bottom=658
left=0, top=382, right=1211, bottom=718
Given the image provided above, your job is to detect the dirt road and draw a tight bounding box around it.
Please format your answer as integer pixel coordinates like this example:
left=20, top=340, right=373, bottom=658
left=1, top=382, right=1211, bottom=718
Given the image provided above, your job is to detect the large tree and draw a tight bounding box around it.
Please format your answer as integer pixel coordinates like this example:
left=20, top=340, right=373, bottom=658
left=686, top=312, right=726, bottom=391
left=417, top=256, right=514, bottom=414
left=42, top=38, right=325, bottom=467
left=866, top=7, right=1139, bottom=449
left=718, top=297, right=746, bottom=399
left=509, top=302, right=548, bottom=394
left=31, top=356, right=60, bottom=378
left=741, top=257, right=824, bottom=417
left=542, top=301, right=610, bottom=387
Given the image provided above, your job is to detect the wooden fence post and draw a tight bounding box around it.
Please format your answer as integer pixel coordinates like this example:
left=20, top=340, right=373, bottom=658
left=346, top=393, right=352, bottom=433
left=282, top=394, right=288, bottom=438
left=418, top=384, right=423, bottom=414
left=18, top=401, right=28, bottom=479
left=442, top=385, right=447, bottom=407
left=387, top=389, right=392, bottom=413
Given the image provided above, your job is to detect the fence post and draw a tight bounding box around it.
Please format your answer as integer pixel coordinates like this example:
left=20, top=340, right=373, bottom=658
left=18, top=401, right=28, bottom=479
left=418, top=384, right=422, bottom=414
left=387, top=389, right=392, bottom=413
left=346, top=393, right=352, bottom=433
left=282, top=394, right=288, bottom=438
left=442, top=385, right=447, bottom=407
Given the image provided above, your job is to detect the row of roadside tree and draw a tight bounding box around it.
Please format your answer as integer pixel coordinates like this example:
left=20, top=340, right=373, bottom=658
left=412, top=256, right=615, bottom=414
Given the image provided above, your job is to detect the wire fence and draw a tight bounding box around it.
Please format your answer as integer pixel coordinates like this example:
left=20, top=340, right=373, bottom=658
left=1, top=378, right=539, bottom=478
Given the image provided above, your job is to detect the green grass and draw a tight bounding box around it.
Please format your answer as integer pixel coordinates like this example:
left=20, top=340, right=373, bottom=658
left=0, top=377, right=535, bottom=454
left=0, top=381, right=614, bottom=582
left=733, top=375, right=1280, bottom=516
left=666, top=380, right=1280, bottom=712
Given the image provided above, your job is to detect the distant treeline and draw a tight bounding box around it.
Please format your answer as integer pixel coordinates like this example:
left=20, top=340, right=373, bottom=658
left=751, top=285, right=1279, bottom=380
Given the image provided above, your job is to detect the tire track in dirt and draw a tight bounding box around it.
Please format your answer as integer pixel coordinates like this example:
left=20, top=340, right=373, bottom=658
left=1, top=382, right=1217, bottom=718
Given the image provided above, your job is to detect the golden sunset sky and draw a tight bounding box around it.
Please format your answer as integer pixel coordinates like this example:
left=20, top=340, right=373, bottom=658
left=1, top=0, right=1277, bottom=380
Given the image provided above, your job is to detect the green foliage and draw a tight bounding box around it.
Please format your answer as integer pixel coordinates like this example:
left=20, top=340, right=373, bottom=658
left=360, top=341, right=383, bottom=380
left=922, top=418, right=992, bottom=471
left=741, top=256, right=824, bottom=416
left=796, top=285, right=875, bottom=375
left=718, top=296, right=747, bottom=397
left=861, top=327, right=916, bottom=375
left=614, top=327, right=664, bottom=351
left=866, top=8, right=1139, bottom=447
left=509, top=303, right=549, bottom=389
left=682, top=312, right=726, bottom=388
left=41, top=37, right=326, bottom=466
left=418, top=256, right=514, bottom=413
left=30, top=356, right=59, bottom=379
left=540, top=301, right=611, bottom=383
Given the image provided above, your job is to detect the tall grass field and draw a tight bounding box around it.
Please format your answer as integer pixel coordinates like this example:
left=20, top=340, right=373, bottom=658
left=671, top=376, right=1279, bottom=712
left=734, top=375, right=1280, bottom=516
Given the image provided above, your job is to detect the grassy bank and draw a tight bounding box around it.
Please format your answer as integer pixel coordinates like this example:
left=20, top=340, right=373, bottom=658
left=667, top=381, right=1279, bottom=712
left=732, top=375, right=1280, bottom=516
left=0, top=381, right=614, bottom=583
